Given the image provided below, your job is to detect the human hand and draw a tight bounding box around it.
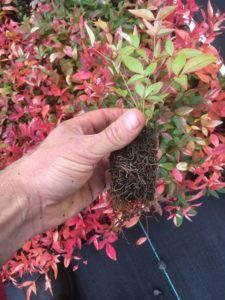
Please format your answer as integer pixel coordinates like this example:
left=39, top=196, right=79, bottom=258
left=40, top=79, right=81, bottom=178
left=12, top=108, right=145, bottom=234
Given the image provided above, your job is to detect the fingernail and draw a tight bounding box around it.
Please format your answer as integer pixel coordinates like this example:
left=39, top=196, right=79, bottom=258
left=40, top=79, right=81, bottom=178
left=124, top=110, right=140, bottom=130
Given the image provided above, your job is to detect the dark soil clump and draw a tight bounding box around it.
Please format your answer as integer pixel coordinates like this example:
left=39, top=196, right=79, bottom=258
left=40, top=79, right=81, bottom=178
left=109, top=126, right=158, bottom=211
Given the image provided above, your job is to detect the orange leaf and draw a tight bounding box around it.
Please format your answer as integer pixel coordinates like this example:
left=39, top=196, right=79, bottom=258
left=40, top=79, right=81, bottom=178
left=136, top=237, right=147, bottom=246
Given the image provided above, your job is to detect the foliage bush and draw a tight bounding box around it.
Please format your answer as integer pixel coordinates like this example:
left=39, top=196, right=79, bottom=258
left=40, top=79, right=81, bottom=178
left=1, top=0, right=225, bottom=298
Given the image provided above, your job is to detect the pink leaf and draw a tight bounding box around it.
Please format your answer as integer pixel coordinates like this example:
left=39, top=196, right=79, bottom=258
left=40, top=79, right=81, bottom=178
left=213, top=144, right=225, bottom=155
left=63, top=46, right=73, bottom=57
left=207, top=120, right=223, bottom=128
left=53, top=231, right=59, bottom=242
left=156, top=183, right=165, bottom=195
left=91, top=202, right=109, bottom=210
left=73, top=265, right=79, bottom=271
left=64, top=256, right=71, bottom=268
left=188, top=190, right=204, bottom=201
left=124, top=216, right=140, bottom=228
left=208, top=0, right=214, bottom=18
left=106, top=243, right=117, bottom=261
left=19, top=281, right=34, bottom=288
left=210, top=134, right=219, bottom=147
left=3, top=6, right=17, bottom=11
left=136, top=237, right=147, bottom=246
left=172, top=168, right=183, bottom=182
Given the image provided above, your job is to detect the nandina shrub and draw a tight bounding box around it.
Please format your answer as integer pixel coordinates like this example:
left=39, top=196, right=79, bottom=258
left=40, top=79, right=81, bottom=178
left=1, top=0, right=225, bottom=298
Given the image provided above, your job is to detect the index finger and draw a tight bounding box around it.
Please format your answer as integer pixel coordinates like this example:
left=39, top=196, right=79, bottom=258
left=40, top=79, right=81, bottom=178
left=67, top=108, right=127, bottom=134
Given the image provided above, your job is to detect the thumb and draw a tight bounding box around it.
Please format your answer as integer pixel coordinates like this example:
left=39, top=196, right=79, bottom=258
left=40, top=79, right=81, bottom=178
left=93, top=109, right=145, bottom=157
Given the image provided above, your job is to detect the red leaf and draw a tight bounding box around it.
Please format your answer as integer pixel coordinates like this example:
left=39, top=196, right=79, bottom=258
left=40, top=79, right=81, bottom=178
left=71, top=71, right=92, bottom=82
left=22, top=241, right=31, bottom=252
left=41, top=105, right=50, bottom=118
left=97, top=241, right=106, bottom=250
left=105, top=243, right=117, bottom=261
left=41, top=4, right=52, bottom=13
left=51, top=85, right=61, bottom=97
left=106, top=234, right=118, bottom=243
left=136, top=237, right=147, bottom=246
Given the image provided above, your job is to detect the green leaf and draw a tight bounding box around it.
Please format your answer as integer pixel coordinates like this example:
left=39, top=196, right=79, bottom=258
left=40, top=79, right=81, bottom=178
left=177, top=194, right=185, bottom=205
left=157, top=5, right=177, bottom=20
left=174, top=75, right=188, bottom=89
left=160, top=93, right=169, bottom=100
left=65, top=105, right=75, bottom=113
left=187, top=208, right=197, bottom=217
left=173, top=116, right=182, bottom=129
left=129, top=9, right=155, bottom=21
left=168, top=182, right=176, bottom=195
left=165, top=40, right=174, bottom=56
left=119, top=46, right=135, bottom=57
left=127, top=74, right=145, bottom=85
left=157, top=28, right=174, bottom=37
left=174, top=211, right=184, bottom=227
left=135, top=83, right=145, bottom=98
left=177, top=48, right=203, bottom=58
left=150, top=96, right=164, bottom=103
left=172, top=53, right=186, bottom=76
left=136, top=49, right=149, bottom=62
left=122, top=56, right=144, bottom=74
left=116, top=46, right=135, bottom=64
left=160, top=162, right=175, bottom=171
left=218, top=188, right=225, bottom=194
left=113, top=88, right=128, bottom=97
left=154, top=40, right=161, bottom=58
left=209, top=189, right=220, bottom=199
left=182, top=54, right=216, bottom=74
left=130, top=34, right=140, bottom=48
left=145, top=82, right=163, bottom=97
left=144, top=63, right=157, bottom=76
left=0, top=143, right=7, bottom=148
left=144, top=106, right=154, bottom=118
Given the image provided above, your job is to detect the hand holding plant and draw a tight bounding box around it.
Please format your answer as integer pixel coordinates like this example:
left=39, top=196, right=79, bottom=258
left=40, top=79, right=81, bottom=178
left=0, top=108, right=144, bottom=264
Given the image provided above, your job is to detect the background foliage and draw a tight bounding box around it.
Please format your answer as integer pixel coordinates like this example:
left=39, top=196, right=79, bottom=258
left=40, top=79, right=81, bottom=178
left=0, top=0, right=225, bottom=298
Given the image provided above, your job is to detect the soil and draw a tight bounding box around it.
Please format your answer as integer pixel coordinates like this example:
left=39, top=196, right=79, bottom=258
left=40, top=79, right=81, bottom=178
left=109, top=126, right=158, bottom=211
